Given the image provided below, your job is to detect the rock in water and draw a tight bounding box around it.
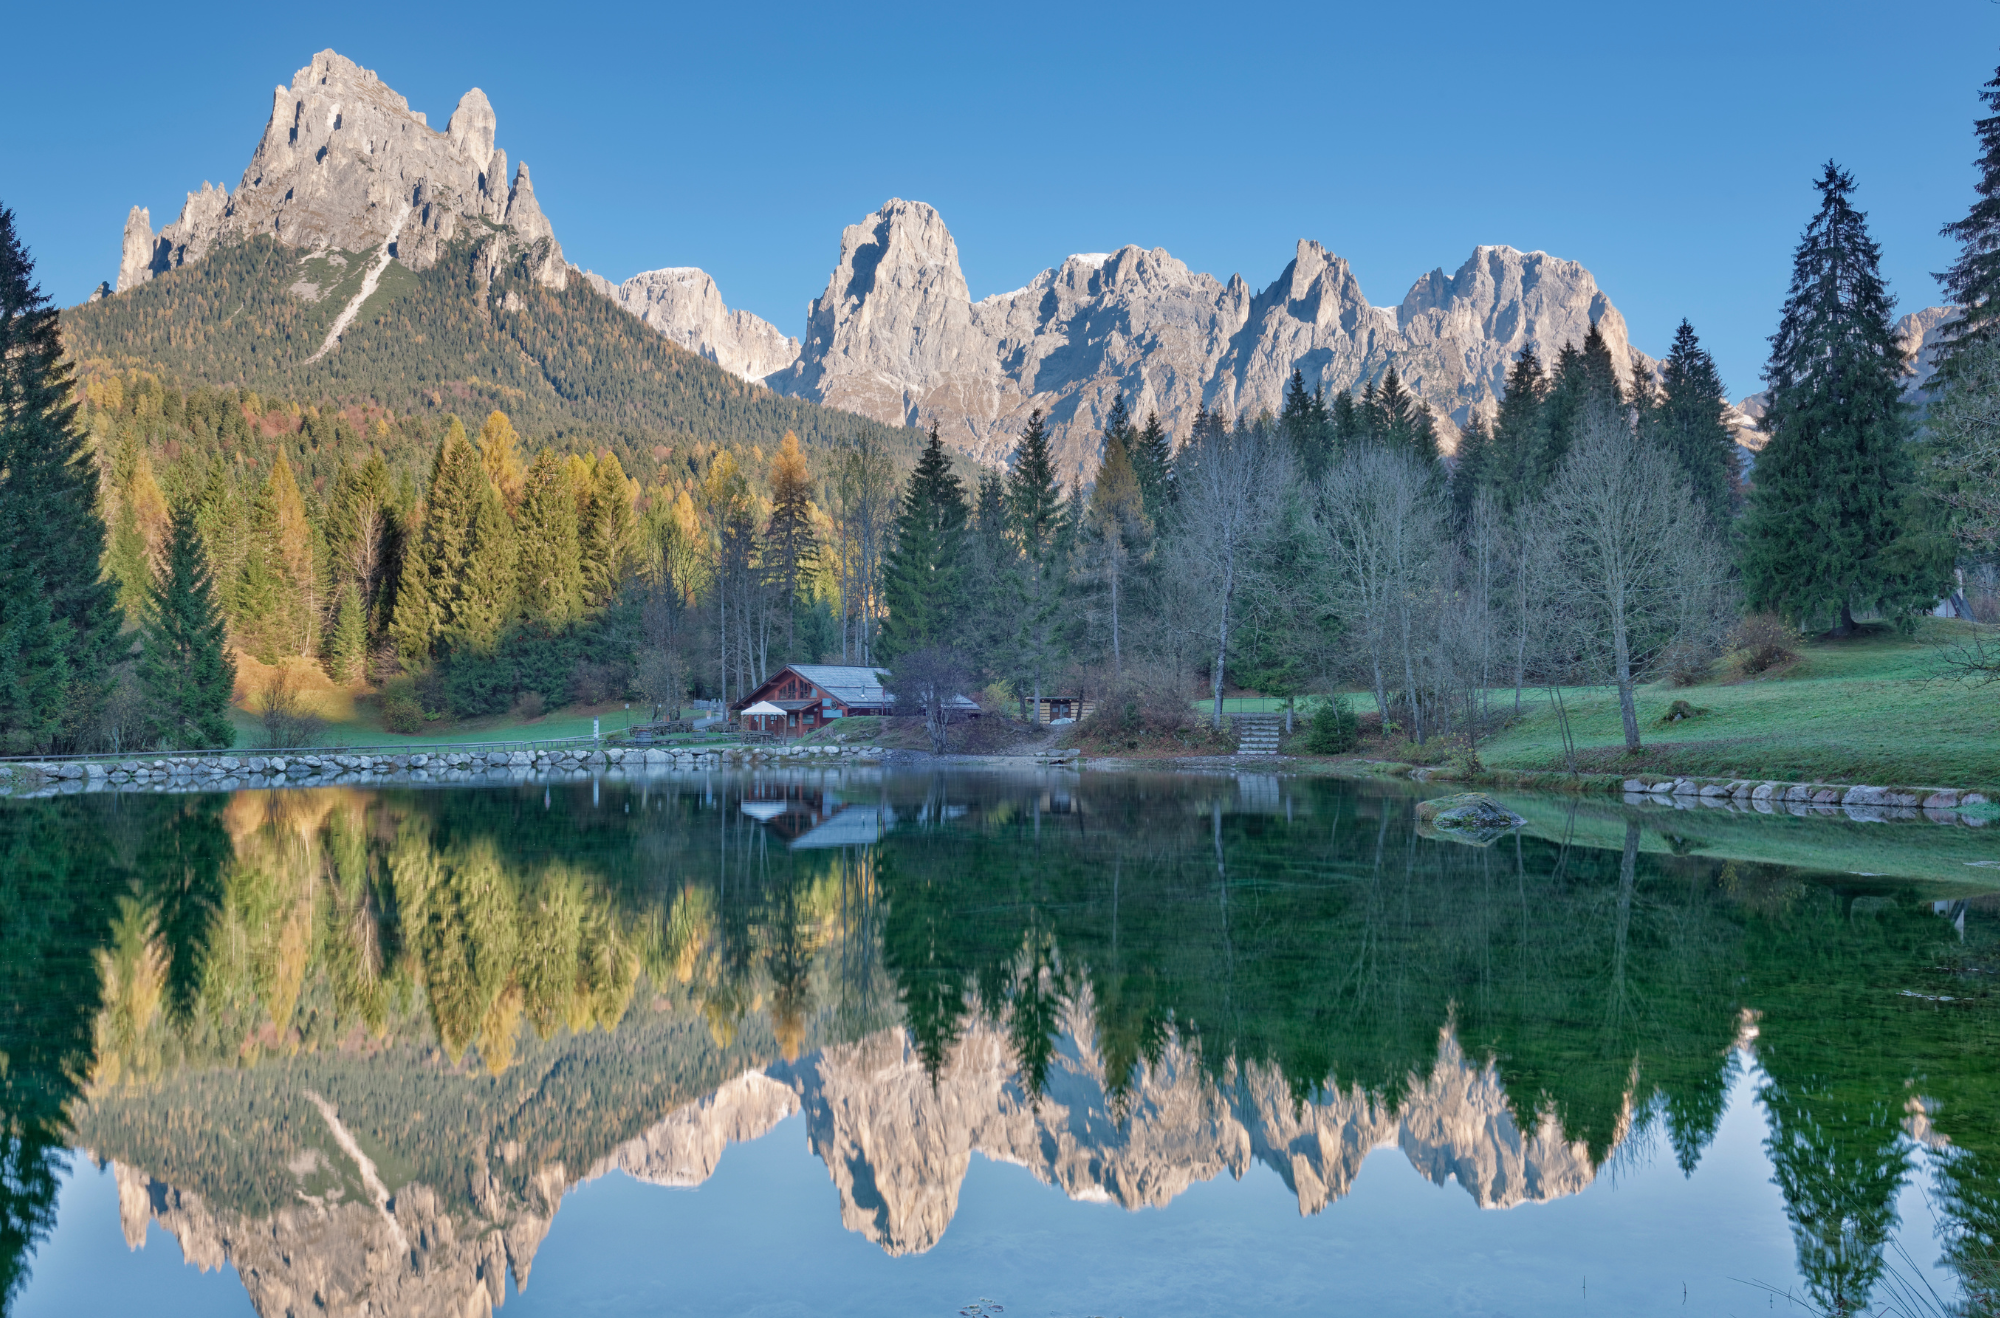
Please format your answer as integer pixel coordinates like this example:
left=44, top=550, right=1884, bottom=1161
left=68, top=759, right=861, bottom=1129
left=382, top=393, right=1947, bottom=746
left=1414, top=793, right=1526, bottom=845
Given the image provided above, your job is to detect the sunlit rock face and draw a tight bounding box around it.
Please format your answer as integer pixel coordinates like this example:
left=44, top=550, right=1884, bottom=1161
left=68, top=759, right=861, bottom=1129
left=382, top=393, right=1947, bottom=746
left=109, top=1157, right=548, bottom=1318
left=103, top=1019, right=1604, bottom=1311
left=767, top=198, right=1652, bottom=476
left=786, top=999, right=1601, bottom=1254
left=589, top=1070, right=801, bottom=1187
left=584, top=268, right=801, bottom=383
left=114, top=49, right=566, bottom=294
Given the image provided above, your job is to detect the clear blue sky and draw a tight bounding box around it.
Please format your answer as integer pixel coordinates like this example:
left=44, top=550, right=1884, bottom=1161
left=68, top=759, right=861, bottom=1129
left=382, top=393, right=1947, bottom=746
left=8, top=0, right=1998, bottom=401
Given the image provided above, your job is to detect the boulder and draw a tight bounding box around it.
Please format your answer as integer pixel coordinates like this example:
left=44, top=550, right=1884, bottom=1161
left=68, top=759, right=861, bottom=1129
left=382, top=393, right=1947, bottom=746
left=1414, top=793, right=1526, bottom=845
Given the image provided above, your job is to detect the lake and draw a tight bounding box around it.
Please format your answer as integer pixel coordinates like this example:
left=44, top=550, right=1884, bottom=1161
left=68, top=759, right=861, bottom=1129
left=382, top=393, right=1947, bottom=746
left=3, top=767, right=1996, bottom=1317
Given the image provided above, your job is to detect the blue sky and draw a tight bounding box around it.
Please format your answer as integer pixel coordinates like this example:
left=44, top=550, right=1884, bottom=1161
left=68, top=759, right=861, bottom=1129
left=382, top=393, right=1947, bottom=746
left=8, top=0, right=1998, bottom=401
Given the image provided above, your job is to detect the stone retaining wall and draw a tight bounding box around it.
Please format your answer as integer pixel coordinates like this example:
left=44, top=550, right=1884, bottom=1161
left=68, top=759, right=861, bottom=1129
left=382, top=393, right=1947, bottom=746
left=0, top=743, right=881, bottom=798
left=1620, top=776, right=1991, bottom=825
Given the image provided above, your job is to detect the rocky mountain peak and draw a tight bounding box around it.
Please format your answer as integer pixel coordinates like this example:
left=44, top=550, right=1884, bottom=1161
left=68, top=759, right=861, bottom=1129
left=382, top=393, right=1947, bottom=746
left=113, top=49, right=565, bottom=298
left=586, top=266, right=801, bottom=382
left=758, top=199, right=1659, bottom=473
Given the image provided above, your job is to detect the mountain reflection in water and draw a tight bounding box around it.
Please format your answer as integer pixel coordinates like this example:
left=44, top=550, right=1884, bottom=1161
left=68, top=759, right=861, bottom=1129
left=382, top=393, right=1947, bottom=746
left=2, top=769, right=1997, bottom=1317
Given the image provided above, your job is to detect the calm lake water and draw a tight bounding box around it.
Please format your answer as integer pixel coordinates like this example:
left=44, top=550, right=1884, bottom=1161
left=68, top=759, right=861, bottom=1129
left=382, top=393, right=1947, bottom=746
left=3, top=768, right=1997, bottom=1317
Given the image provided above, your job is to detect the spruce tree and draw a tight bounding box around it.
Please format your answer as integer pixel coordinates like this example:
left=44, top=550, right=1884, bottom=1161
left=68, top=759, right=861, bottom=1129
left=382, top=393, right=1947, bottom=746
left=194, top=464, right=247, bottom=626
left=1281, top=368, right=1331, bottom=477
left=879, top=422, right=969, bottom=658
left=1131, top=410, right=1175, bottom=523
left=1651, top=321, right=1738, bottom=528
left=514, top=448, right=583, bottom=626
left=326, top=456, right=393, bottom=627
left=328, top=584, right=367, bottom=684
left=138, top=500, right=237, bottom=748
left=1330, top=388, right=1366, bottom=448
left=1451, top=412, right=1494, bottom=529
left=579, top=451, right=636, bottom=608
left=477, top=410, right=525, bottom=508
left=1741, top=163, right=1948, bottom=633
left=1006, top=409, right=1069, bottom=710
left=449, top=483, right=517, bottom=653
left=1491, top=346, right=1547, bottom=508
left=1936, top=60, right=2000, bottom=373
left=1008, top=408, right=1066, bottom=550
left=234, top=453, right=320, bottom=663
left=392, top=418, right=485, bottom=665
left=0, top=205, right=118, bottom=751
left=1538, top=343, right=1589, bottom=488
left=762, top=432, right=819, bottom=623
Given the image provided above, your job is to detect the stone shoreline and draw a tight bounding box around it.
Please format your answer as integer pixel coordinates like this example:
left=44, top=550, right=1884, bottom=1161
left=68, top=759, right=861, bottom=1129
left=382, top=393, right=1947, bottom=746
left=0, top=743, right=881, bottom=798
left=1617, top=775, right=1990, bottom=825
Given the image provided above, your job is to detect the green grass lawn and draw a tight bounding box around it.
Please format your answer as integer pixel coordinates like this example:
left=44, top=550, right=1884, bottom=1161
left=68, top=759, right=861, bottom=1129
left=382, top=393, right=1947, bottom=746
left=1474, top=620, right=2000, bottom=790
left=228, top=700, right=657, bottom=750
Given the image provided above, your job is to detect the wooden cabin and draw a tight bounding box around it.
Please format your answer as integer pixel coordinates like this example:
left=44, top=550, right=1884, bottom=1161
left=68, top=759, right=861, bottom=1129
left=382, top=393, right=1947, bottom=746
left=730, top=665, right=894, bottom=738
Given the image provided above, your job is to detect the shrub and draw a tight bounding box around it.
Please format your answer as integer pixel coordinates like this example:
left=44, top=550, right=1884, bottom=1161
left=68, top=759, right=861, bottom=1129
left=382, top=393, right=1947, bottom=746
left=513, top=690, right=546, bottom=721
left=1303, top=696, right=1359, bottom=754
left=381, top=677, right=425, bottom=734
left=1658, top=637, right=1719, bottom=687
left=258, top=666, right=325, bottom=747
left=1729, top=613, right=1802, bottom=674
left=571, top=660, right=622, bottom=706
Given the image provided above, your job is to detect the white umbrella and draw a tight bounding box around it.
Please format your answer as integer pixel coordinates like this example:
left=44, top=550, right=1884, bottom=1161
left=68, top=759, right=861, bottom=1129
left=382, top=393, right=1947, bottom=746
left=741, top=700, right=785, bottom=717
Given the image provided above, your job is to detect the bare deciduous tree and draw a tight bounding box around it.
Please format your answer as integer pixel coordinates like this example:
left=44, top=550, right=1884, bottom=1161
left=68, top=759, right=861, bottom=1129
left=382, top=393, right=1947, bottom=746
left=1537, top=407, right=1731, bottom=751
left=887, top=646, right=974, bottom=754
left=1169, top=420, right=1293, bottom=728
left=1317, top=445, right=1445, bottom=741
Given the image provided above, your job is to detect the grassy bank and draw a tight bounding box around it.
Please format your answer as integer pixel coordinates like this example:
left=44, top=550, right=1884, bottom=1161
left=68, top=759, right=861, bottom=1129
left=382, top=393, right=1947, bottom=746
left=1492, top=790, right=2000, bottom=889
left=1466, top=620, right=2000, bottom=792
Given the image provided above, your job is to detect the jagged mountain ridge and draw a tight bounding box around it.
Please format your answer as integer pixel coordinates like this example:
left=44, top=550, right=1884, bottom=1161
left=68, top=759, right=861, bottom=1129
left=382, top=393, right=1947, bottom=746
left=583, top=267, right=799, bottom=383
left=79, top=49, right=916, bottom=469
left=101, top=1015, right=1612, bottom=1316
left=756, top=198, right=1652, bottom=474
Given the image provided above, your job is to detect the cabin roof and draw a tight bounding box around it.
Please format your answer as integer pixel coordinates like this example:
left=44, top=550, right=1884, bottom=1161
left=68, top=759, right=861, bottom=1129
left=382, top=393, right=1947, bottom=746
left=785, top=665, right=893, bottom=705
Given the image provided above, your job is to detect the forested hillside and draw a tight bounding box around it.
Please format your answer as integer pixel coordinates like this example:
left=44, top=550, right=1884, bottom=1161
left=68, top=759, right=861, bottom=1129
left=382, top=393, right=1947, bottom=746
left=60, top=233, right=917, bottom=477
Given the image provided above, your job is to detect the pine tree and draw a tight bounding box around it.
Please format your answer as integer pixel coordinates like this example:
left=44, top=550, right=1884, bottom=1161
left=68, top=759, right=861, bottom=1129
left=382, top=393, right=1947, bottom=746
left=1131, top=410, right=1175, bottom=523
left=1082, top=418, right=1151, bottom=682
left=327, top=584, right=367, bottom=684
left=1491, top=346, right=1547, bottom=508
left=878, top=422, right=969, bottom=658
left=392, top=418, right=486, bottom=665
left=449, top=483, right=517, bottom=653
left=1742, top=163, right=1949, bottom=633
left=1451, top=412, right=1494, bottom=529
left=1006, top=409, right=1068, bottom=710
left=194, top=464, right=247, bottom=626
left=477, top=410, right=526, bottom=508
left=579, top=451, right=636, bottom=608
left=1538, top=343, right=1588, bottom=488
left=1281, top=368, right=1332, bottom=477
left=0, top=205, right=119, bottom=751
left=234, top=453, right=321, bottom=663
left=104, top=436, right=170, bottom=622
left=326, top=456, right=393, bottom=628
left=1651, top=321, right=1738, bottom=529
left=514, top=448, right=583, bottom=626
left=1008, top=409, right=1065, bottom=548
left=1936, top=60, right=2000, bottom=374
left=1330, top=388, right=1366, bottom=448
left=762, top=432, right=819, bottom=622
left=138, top=500, right=236, bottom=748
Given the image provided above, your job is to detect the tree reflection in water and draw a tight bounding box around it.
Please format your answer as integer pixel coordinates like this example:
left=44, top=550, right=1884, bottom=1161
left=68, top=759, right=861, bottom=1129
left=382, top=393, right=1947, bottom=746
left=0, top=771, right=1993, bottom=1315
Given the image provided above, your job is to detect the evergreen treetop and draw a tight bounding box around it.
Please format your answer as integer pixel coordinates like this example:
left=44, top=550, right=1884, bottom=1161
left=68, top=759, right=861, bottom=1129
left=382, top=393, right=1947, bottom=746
left=1652, top=321, right=1737, bottom=529
left=879, top=422, right=970, bottom=658
left=0, top=204, right=118, bottom=751
left=139, top=499, right=237, bottom=749
left=1742, top=163, right=1946, bottom=632
left=1007, top=409, right=1065, bottom=557
left=1936, top=59, right=2000, bottom=373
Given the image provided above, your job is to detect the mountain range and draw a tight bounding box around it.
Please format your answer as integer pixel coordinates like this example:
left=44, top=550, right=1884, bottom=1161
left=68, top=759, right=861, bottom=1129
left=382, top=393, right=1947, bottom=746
left=85, top=49, right=1955, bottom=478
